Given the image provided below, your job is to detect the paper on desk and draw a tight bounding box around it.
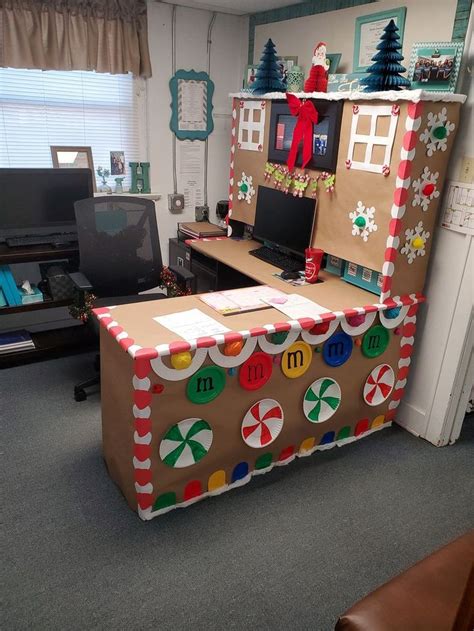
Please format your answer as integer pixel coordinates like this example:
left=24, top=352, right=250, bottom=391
left=262, top=294, right=331, bottom=319
left=153, top=308, right=230, bottom=341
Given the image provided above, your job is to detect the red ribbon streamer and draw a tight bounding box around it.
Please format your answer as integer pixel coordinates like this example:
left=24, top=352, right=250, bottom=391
left=286, top=94, right=318, bottom=172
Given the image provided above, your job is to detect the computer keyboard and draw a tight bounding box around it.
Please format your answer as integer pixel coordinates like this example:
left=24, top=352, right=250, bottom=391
left=249, top=245, right=304, bottom=271
left=6, top=233, right=78, bottom=247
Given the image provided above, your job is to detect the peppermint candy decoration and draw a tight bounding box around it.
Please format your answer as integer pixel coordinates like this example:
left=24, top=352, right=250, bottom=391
left=303, top=378, right=341, bottom=423
left=159, top=418, right=213, bottom=468
left=241, top=399, right=284, bottom=448
left=363, top=364, right=395, bottom=406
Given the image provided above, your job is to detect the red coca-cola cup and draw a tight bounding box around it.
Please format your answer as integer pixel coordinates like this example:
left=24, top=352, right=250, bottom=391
left=305, top=247, right=324, bottom=283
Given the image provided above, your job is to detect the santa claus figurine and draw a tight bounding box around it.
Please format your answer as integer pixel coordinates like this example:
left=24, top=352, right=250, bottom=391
left=304, top=42, right=329, bottom=93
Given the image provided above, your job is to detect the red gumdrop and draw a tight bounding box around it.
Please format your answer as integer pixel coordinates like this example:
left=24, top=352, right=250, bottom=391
left=422, top=183, right=435, bottom=196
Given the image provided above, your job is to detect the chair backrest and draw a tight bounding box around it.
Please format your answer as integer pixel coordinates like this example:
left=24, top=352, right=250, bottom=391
left=74, top=196, right=163, bottom=297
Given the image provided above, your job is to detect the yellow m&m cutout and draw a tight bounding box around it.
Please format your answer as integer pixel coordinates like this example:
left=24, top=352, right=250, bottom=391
left=170, top=351, right=192, bottom=370
left=281, top=341, right=312, bottom=378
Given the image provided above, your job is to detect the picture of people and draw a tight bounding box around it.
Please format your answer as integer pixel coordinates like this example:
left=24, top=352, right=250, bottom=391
left=413, top=51, right=454, bottom=83
left=408, top=42, right=463, bottom=92
left=110, top=151, right=125, bottom=175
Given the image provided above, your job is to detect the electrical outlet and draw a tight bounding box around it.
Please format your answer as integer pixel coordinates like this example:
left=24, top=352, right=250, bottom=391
left=459, top=157, right=474, bottom=184
left=168, top=193, right=185, bottom=212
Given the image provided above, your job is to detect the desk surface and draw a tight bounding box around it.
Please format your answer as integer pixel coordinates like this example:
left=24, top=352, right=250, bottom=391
left=189, top=237, right=373, bottom=304
left=95, top=238, right=407, bottom=353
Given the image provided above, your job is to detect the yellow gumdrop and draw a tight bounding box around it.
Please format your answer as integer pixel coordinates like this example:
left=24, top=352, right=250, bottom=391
left=412, top=237, right=425, bottom=250
left=170, top=351, right=192, bottom=370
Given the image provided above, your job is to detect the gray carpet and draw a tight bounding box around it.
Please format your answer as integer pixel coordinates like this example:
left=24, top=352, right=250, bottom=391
left=3, top=352, right=474, bottom=631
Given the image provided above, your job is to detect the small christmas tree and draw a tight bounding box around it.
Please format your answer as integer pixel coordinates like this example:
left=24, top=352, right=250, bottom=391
left=361, top=19, right=411, bottom=92
left=251, top=38, right=286, bottom=95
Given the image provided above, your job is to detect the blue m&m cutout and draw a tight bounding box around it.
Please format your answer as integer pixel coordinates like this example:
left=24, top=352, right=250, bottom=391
left=323, top=332, right=353, bottom=367
left=385, top=307, right=401, bottom=319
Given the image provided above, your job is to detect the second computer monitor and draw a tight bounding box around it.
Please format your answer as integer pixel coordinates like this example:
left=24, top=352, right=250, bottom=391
left=252, top=186, right=316, bottom=258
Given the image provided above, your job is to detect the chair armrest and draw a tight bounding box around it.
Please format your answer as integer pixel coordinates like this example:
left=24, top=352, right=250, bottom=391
left=69, top=272, right=93, bottom=292
left=168, top=265, right=194, bottom=282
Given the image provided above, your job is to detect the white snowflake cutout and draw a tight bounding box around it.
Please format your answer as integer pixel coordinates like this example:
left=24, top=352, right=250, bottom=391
left=400, top=221, right=430, bottom=264
left=412, top=166, right=440, bottom=211
left=419, top=107, right=455, bottom=157
left=349, top=201, right=378, bottom=242
left=237, top=172, right=255, bottom=204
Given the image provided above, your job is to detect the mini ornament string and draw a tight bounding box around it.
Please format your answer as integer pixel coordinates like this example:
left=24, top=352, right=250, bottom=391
left=160, top=266, right=192, bottom=297
left=264, top=161, right=276, bottom=181
left=272, top=165, right=286, bottom=190
left=69, top=290, right=97, bottom=323
left=293, top=172, right=310, bottom=197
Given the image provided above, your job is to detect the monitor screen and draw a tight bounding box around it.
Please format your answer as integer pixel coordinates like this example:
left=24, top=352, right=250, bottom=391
left=253, top=186, right=316, bottom=257
left=0, top=168, right=93, bottom=231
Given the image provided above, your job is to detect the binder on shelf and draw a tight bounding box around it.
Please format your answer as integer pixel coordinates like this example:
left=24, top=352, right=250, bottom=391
left=0, top=265, right=22, bottom=306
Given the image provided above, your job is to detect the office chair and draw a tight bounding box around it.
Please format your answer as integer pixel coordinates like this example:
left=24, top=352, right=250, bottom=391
left=70, top=196, right=193, bottom=401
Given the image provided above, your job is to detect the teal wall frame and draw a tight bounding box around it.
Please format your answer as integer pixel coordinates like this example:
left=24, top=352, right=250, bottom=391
left=169, top=69, right=214, bottom=141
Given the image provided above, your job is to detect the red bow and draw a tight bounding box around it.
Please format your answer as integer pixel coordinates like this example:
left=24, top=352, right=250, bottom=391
left=286, top=94, right=318, bottom=171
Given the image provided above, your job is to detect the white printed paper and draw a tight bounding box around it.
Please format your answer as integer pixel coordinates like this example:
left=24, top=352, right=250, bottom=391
left=153, top=308, right=230, bottom=341
left=441, top=180, right=474, bottom=236
left=178, top=79, right=206, bottom=132
left=262, top=294, right=330, bottom=319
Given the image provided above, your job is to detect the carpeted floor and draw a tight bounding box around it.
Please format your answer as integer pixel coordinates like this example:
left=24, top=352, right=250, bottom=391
left=2, top=352, right=473, bottom=630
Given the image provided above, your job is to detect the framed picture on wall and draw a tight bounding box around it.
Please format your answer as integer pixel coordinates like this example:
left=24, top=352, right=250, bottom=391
left=50, top=145, right=96, bottom=191
left=326, top=54, right=342, bottom=74
left=277, top=56, right=298, bottom=84
left=268, top=99, right=343, bottom=172
left=353, top=7, right=407, bottom=72
left=244, top=64, right=259, bottom=88
left=407, top=41, right=464, bottom=92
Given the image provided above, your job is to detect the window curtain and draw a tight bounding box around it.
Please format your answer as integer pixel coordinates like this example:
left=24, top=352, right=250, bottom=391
left=0, top=0, right=152, bottom=77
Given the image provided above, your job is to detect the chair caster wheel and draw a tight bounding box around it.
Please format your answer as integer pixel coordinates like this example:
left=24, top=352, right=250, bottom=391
left=74, top=388, right=87, bottom=402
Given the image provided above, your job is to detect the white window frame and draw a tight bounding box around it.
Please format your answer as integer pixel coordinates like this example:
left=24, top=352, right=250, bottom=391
left=237, top=100, right=266, bottom=152
left=347, top=105, right=398, bottom=174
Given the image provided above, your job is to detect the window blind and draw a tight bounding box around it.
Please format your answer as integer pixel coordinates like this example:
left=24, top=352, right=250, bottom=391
left=0, top=68, right=147, bottom=190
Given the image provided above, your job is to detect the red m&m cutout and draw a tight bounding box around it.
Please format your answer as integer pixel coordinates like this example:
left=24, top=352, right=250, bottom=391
left=239, top=352, right=272, bottom=391
left=422, top=183, right=435, bottom=197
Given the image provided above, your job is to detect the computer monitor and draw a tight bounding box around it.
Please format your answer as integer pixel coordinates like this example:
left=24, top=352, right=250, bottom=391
left=0, top=168, right=93, bottom=236
left=252, top=186, right=316, bottom=258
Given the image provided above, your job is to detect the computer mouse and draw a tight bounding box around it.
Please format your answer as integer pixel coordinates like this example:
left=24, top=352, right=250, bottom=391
left=281, top=270, right=301, bottom=280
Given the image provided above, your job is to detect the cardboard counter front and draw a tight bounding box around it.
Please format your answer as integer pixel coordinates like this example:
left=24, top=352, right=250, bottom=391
left=94, top=90, right=464, bottom=520
left=96, top=292, right=421, bottom=521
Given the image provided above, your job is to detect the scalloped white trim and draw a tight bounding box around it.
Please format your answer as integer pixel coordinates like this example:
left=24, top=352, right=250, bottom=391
left=229, top=90, right=466, bottom=103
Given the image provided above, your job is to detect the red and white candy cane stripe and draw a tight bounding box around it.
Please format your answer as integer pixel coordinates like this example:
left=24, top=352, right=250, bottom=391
left=94, top=295, right=424, bottom=366
left=380, top=102, right=424, bottom=303
left=386, top=303, right=419, bottom=421
left=226, top=104, right=238, bottom=236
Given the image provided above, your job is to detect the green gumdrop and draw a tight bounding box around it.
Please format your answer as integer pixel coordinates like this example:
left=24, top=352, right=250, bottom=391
left=354, top=216, right=366, bottom=228
left=240, top=183, right=248, bottom=192
left=433, top=125, right=447, bottom=140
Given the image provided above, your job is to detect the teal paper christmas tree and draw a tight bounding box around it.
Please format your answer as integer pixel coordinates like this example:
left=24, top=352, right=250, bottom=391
left=361, top=19, right=411, bottom=92
left=251, top=38, right=286, bottom=95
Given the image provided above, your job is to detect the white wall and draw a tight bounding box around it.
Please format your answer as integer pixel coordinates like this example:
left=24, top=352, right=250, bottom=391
left=253, top=0, right=458, bottom=73
left=147, top=1, right=248, bottom=265
left=397, top=11, right=473, bottom=445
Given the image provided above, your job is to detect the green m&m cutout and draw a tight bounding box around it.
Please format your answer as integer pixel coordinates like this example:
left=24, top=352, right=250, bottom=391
left=186, top=366, right=226, bottom=403
left=361, top=325, right=390, bottom=358
left=354, top=216, right=366, bottom=228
